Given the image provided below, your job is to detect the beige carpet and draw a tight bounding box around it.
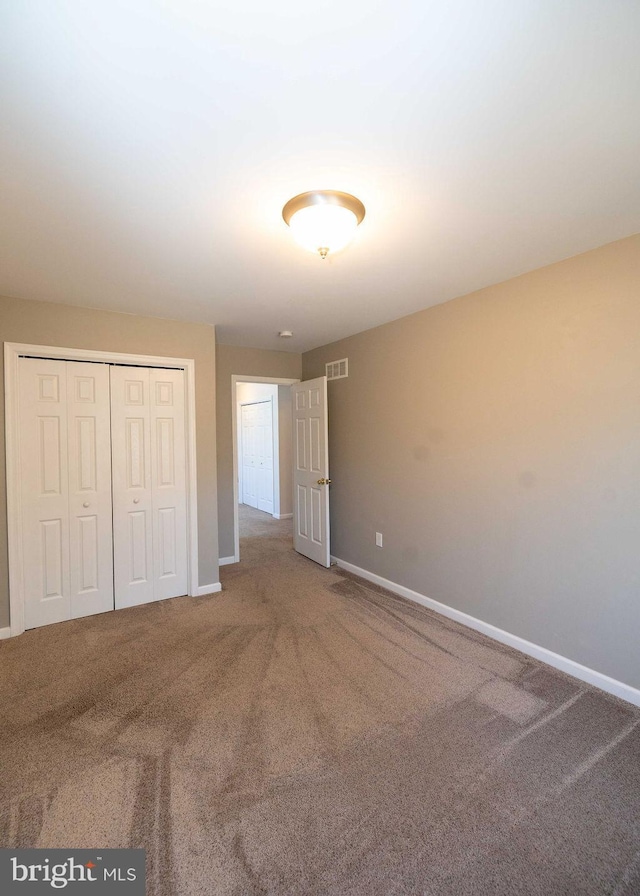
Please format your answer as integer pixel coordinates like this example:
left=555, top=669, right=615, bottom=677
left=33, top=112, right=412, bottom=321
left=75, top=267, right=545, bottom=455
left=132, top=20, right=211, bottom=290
left=1, top=503, right=639, bottom=895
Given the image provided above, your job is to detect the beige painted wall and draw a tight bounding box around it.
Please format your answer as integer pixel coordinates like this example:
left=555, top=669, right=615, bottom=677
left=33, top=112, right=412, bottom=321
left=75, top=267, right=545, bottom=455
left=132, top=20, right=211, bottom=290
left=0, top=294, right=219, bottom=628
left=237, top=382, right=278, bottom=404
left=216, top=345, right=301, bottom=559
left=303, top=234, right=640, bottom=689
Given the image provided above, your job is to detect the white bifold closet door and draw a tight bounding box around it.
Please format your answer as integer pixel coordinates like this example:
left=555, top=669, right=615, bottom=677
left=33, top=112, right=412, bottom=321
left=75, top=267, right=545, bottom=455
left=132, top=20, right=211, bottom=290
left=110, top=366, right=188, bottom=609
left=241, top=403, right=258, bottom=509
left=19, top=358, right=114, bottom=629
left=255, top=400, right=274, bottom=514
left=240, top=400, right=274, bottom=514
left=18, top=358, right=188, bottom=630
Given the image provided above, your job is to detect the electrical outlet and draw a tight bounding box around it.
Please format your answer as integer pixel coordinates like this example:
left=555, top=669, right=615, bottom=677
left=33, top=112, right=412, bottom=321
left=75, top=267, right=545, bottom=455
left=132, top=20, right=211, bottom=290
left=375, top=532, right=383, bottom=547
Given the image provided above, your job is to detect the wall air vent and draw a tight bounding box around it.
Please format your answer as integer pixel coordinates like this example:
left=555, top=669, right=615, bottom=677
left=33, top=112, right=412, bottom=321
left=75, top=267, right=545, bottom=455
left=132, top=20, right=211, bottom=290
left=326, top=358, right=348, bottom=381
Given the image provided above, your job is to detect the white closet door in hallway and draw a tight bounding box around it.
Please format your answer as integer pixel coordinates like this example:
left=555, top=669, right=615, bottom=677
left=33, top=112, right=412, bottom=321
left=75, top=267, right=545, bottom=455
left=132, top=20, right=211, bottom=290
left=241, top=403, right=258, bottom=509
left=110, top=366, right=188, bottom=608
left=19, top=358, right=114, bottom=629
left=241, top=400, right=273, bottom=514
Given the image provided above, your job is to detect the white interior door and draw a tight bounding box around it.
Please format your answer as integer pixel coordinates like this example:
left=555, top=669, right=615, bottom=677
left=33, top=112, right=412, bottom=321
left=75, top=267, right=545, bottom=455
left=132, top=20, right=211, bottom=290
left=18, top=358, right=114, bottom=629
left=292, top=376, right=330, bottom=567
left=110, top=366, right=155, bottom=609
left=255, top=400, right=274, bottom=514
left=15, top=354, right=190, bottom=630
left=110, top=365, right=188, bottom=609
left=19, top=358, right=72, bottom=628
left=67, top=362, right=114, bottom=619
left=150, top=368, right=188, bottom=601
left=241, top=399, right=274, bottom=513
left=241, top=403, right=258, bottom=508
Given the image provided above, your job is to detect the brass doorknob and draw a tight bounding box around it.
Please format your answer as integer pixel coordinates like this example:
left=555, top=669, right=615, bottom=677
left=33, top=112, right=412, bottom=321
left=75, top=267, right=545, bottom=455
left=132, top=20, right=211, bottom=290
left=317, top=478, right=332, bottom=485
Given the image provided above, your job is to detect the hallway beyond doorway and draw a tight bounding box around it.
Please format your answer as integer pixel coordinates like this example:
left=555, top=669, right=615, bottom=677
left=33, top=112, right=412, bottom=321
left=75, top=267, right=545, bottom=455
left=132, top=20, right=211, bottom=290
left=238, top=502, right=293, bottom=540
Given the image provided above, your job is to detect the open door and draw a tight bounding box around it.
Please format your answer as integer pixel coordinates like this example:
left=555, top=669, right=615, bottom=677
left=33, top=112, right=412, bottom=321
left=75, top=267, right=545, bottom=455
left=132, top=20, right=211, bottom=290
left=292, top=376, right=330, bottom=567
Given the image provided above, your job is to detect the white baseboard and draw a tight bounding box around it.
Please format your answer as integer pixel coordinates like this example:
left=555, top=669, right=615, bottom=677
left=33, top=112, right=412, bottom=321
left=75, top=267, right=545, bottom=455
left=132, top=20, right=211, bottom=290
left=191, top=583, right=222, bottom=597
left=331, top=557, right=640, bottom=709
left=273, top=513, right=293, bottom=520
left=0, top=627, right=10, bottom=640
left=219, top=556, right=238, bottom=566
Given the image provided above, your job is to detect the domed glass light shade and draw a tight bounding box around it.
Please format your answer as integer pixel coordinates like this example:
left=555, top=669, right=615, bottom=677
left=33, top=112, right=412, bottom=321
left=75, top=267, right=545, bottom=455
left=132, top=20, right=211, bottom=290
left=282, top=191, right=365, bottom=259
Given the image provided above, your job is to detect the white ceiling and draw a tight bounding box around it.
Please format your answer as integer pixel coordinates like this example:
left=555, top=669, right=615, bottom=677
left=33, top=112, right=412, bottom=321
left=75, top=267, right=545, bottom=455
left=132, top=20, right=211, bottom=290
left=1, top=1, right=639, bottom=353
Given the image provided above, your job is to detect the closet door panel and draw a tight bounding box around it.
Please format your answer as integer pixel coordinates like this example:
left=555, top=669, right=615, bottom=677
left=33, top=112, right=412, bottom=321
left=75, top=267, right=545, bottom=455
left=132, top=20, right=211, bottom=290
left=19, top=358, right=71, bottom=629
left=17, top=357, right=190, bottom=629
left=110, top=366, right=155, bottom=608
left=67, top=362, right=114, bottom=618
left=150, top=369, right=188, bottom=599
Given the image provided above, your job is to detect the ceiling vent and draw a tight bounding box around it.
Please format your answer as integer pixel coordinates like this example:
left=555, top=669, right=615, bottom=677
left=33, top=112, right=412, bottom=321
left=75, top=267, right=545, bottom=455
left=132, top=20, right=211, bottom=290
left=326, top=358, right=348, bottom=381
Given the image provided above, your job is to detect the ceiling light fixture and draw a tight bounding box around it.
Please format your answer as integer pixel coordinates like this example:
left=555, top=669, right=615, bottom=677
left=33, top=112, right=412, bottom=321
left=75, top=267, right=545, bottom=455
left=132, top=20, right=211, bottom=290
left=282, top=190, right=365, bottom=259
left=278, top=330, right=293, bottom=338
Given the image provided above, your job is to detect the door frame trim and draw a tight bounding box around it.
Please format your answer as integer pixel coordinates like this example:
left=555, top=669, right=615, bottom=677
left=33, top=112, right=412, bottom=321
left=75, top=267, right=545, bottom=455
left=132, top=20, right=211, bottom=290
left=4, top=342, right=199, bottom=636
left=230, top=375, right=299, bottom=564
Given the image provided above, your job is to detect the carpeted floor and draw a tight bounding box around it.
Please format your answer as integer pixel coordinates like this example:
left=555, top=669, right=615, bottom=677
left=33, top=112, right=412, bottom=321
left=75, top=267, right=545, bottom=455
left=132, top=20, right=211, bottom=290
left=1, top=503, right=639, bottom=895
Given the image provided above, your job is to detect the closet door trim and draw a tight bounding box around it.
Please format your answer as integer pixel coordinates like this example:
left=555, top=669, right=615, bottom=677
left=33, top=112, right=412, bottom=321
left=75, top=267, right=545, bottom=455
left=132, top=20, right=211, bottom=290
left=5, top=342, right=200, bottom=637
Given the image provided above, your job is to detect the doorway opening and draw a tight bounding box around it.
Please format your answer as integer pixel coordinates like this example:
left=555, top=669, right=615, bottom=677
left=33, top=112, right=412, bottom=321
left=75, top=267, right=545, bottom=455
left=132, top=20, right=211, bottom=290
left=227, top=375, right=299, bottom=565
